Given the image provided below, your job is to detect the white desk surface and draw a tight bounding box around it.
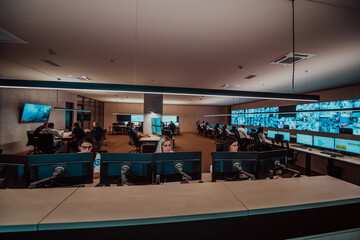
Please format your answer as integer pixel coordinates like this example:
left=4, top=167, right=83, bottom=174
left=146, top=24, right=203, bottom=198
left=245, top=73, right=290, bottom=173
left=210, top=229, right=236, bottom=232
left=39, top=182, right=247, bottom=230
left=139, top=135, right=161, bottom=142
left=265, top=139, right=360, bottom=166
left=290, top=143, right=360, bottom=165
left=0, top=188, right=76, bottom=232
left=224, top=175, right=360, bottom=215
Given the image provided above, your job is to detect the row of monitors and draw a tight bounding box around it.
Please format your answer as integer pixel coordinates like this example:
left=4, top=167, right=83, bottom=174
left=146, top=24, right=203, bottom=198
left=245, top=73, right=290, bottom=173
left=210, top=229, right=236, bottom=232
left=0, top=152, right=202, bottom=188
left=296, top=134, right=360, bottom=155
left=267, top=130, right=291, bottom=141
left=207, top=124, right=256, bottom=133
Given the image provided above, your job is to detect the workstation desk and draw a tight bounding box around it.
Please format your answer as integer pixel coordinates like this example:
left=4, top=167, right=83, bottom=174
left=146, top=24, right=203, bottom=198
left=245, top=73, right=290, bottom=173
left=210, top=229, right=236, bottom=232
left=1, top=176, right=360, bottom=240
left=289, top=143, right=360, bottom=176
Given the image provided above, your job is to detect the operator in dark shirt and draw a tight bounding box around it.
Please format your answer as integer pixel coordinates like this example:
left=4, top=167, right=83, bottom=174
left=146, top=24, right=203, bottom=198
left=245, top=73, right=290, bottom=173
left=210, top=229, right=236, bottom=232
left=33, top=122, right=48, bottom=137
left=90, top=122, right=103, bottom=141
left=168, top=121, right=176, bottom=135
left=71, top=122, right=86, bottom=151
left=72, top=122, right=86, bottom=140
left=130, top=122, right=150, bottom=141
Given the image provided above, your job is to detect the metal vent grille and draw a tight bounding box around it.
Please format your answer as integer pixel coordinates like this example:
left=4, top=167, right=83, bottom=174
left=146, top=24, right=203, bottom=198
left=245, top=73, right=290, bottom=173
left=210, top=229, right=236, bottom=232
left=271, top=52, right=315, bottom=65
left=244, top=75, right=256, bottom=79
left=42, top=59, right=60, bottom=67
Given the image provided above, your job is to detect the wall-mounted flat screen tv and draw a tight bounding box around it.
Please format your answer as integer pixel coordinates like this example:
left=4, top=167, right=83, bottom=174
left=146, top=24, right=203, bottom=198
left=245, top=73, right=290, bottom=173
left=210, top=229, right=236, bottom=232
left=20, top=103, right=51, bottom=123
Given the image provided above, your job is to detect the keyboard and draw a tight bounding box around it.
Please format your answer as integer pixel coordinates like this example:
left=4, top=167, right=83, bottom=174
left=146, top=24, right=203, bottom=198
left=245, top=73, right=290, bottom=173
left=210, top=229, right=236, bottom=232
left=320, top=151, right=343, bottom=157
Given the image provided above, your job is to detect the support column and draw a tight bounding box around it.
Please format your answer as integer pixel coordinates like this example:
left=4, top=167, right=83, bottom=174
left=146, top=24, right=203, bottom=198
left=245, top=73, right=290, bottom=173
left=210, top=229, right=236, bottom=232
left=143, top=94, right=163, bottom=135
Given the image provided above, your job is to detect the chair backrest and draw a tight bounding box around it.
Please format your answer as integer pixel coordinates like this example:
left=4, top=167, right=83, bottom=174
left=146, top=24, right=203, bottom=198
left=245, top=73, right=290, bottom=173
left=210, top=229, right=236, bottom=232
left=128, top=130, right=140, bottom=146
left=37, top=134, right=55, bottom=154
left=274, top=134, right=284, bottom=142
left=100, top=129, right=107, bottom=141
left=216, top=144, right=224, bottom=152
left=26, top=131, right=35, bottom=146
left=164, top=129, right=173, bottom=139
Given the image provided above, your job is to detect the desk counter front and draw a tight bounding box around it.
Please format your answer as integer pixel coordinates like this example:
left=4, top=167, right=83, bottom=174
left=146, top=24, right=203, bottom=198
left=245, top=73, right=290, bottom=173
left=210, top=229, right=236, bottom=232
left=1, top=176, right=360, bottom=240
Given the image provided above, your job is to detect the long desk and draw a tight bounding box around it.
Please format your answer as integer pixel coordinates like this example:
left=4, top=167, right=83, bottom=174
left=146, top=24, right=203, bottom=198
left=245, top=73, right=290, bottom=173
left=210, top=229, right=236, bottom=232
left=1, top=176, right=360, bottom=239
left=139, top=135, right=161, bottom=142
left=290, top=143, right=360, bottom=176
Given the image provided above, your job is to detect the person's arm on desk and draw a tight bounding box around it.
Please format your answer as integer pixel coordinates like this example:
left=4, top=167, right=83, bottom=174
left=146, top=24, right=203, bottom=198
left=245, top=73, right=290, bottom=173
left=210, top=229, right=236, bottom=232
left=137, top=132, right=150, bottom=138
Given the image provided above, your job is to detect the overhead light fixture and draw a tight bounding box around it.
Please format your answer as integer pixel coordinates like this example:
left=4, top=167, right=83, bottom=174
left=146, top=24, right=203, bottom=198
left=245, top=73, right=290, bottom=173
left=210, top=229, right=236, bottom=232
left=68, top=75, right=92, bottom=81
left=54, top=107, right=91, bottom=112
left=0, top=79, right=320, bottom=102
left=0, top=28, right=27, bottom=44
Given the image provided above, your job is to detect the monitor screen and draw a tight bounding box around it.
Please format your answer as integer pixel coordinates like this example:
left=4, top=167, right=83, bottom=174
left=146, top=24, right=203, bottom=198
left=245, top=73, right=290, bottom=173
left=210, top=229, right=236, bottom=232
left=267, top=130, right=277, bottom=139
left=162, top=115, right=178, bottom=123
left=155, top=118, right=161, bottom=126
left=156, top=126, right=162, bottom=135
left=276, top=131, right=290, bottom=141
left=296, top=134, right=313, bottom=146
left=313, top=136, right=334, bottom=149
left=27, top=153, right=93, bottom=188
left=116, top=115, right=131, bottom=122
left=131, top=114, right=144, bottom=122
left=100, top=153, right=153, bottom=185
left=21, top=103, right=51, bottom=123
left=152, top=118, right=161, bottom=126
left=154, top=152, right=202, bottom=183
left=211, top=152, right=257, bottom=182
left=152, top=126, right=156, bottom=135
left=335, top=138, right=360, bottom=155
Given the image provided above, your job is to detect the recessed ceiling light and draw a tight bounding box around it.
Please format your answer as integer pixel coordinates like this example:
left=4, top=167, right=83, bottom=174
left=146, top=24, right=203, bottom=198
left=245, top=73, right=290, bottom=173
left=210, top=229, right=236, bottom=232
left=68, top=75, right=92, bottom=81
left=222, top=84, right=239, bottom=89
left=0, top=28, right=27, bottom=44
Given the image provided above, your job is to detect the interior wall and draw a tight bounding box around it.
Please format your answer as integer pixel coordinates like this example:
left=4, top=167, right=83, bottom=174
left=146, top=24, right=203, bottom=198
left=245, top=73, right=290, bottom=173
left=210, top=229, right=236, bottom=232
left=104, top=102, right=228, bottom=132
left=0, top=88, right=77, bottom=154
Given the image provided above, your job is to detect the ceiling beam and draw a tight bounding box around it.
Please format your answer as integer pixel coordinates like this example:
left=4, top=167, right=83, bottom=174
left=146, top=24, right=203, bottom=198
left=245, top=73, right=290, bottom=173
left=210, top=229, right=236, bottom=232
left=0, top=79, right=320, bottom=102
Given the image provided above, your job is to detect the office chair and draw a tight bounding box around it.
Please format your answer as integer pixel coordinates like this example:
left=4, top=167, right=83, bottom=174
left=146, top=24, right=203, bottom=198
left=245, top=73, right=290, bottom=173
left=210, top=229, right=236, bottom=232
left=128, top=131, right=141, bottom=153
left=100, top=129, right=107, bottom=146
left=37, top=134, right=56, bottom=154
left=26, top=131, right=38, bottom=155
left=216, top=143, right=224, bottom=152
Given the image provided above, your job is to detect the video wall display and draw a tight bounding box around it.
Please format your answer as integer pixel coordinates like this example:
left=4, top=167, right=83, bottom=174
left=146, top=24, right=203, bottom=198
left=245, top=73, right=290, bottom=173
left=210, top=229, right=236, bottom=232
left=231, top=107, right=279, bottom=128
left=231, top=99, right=360, bottom=135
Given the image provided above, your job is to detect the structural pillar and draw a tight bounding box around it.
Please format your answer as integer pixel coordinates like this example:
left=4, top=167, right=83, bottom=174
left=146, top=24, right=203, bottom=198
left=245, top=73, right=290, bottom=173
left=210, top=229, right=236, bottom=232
left=143, top=93, right=163, bottom=135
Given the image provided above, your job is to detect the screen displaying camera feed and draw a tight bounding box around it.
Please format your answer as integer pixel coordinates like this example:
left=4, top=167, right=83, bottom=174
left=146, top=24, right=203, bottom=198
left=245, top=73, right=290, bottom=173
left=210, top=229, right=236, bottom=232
left=231, top=99, right=360, bottom=135
left=335, top=138, right=360, bottom=155
left=296, top=134, right=313, bottom=146
left=313, top=136, right=334, bottom=149
left=267, top=130, right=277, bottom=139
left=131, top=114, right=144, bottom=122
left=21, top=103, right=51, bottom=123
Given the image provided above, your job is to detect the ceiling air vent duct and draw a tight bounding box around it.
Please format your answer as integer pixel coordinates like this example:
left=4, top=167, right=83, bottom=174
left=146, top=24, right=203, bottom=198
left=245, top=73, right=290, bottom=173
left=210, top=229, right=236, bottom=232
left=271, top=52, right=314, bottom=65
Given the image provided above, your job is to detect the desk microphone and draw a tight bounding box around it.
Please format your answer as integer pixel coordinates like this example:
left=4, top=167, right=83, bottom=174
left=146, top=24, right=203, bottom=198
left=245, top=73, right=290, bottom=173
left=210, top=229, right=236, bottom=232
left=233, top=162, right=256, bottom=180
left=274, top=160, right=286, bottom=170
left=28, top=166, right=66, bottom=189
